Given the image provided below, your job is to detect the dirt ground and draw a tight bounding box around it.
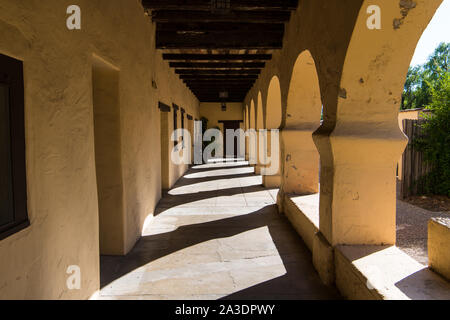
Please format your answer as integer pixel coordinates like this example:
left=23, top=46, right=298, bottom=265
left=396, top=199, right=448, bottom=265
left=402, top=195, right=450, bottom=213
left=396, top=181, right=449, bottom=265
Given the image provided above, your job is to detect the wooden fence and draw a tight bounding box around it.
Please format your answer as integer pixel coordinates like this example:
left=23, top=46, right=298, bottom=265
left=400, top=119, right=433, bottom=198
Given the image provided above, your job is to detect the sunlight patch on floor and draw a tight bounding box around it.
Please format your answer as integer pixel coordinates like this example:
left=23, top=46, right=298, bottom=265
left=100, top=226, right=286, bottom=299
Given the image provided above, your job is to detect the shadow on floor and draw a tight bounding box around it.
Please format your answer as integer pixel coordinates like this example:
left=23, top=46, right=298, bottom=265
left=395, top=268, right=450, bottom=300
left=100, top=204, right=340, bottom=299
left=100, top=163, right=340, bottom=299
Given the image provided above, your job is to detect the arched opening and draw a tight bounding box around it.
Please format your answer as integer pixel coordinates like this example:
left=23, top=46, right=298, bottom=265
left=312, top=0, right=445, bottom=251
left=249, top=99, right=255, bottom=129
left=395, top=1, right=449, bottom=266
left=256, top=92, right=264, bottom=130
left=247, top=99, right=257, bottom=167
left=244, top=104, right=250, bottom=161
left=244, top=105, right=249, bottom=130
left=263, top=76, right=282, bottom=188
left=266, top=76, right=282, bottom=130
left=280, top=50, right=322, bottom=200
left=254, top=92, right=264, bottom=174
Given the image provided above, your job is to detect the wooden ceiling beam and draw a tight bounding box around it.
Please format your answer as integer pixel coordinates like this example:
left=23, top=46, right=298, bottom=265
left=151, top=10, right=291, bottom=23
left=170, top=62, right=265, bottom=68
left=157, top=31, right=282, bottom=49
left=142, top=0, right=298, bottom=11
left=175, top=69, right=261, bottom=75
left=196, top=99, right=245, bottom=102
left=192, top=94, right=249, bottom=98
left=187, top=85, right=253, bottom=89
left=191, top=86, right=250, bottom=89
left=191, top=85, right=250, bottom=88
left=180, top=75, right=258, bottom=80
left=183, top=79, right=255, bottom=87
left=157, top=22, right=284, bottom=33
left=165, top=54, right=271, bottom=61
left=193, top=90, right=248, bottom=93
left=189, top=89, right=251, bottom=93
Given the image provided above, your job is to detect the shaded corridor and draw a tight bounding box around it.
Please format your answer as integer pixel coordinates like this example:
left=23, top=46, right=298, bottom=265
left=99, top=160, right=340, bottom=300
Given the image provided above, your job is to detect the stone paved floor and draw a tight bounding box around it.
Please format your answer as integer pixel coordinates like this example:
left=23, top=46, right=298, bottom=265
left=99, top=160, right=340, bottom=300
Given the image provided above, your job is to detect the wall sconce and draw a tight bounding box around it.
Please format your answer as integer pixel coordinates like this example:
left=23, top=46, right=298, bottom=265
left=220, top=91, right=228, bottom=111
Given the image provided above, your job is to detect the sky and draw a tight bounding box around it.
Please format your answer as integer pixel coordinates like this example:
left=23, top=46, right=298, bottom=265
left=409, top=0, right=450, bottom=66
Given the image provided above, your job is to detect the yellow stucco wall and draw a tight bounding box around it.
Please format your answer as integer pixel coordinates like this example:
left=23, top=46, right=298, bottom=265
left=199, top=102, right=244, bottom=130
left=0, top=0, right=199, bottom=299
left=199, top=103, right=244, bottom=158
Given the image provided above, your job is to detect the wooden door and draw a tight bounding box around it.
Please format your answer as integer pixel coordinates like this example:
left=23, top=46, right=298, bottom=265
left=222, top=120, right=241, bottom=158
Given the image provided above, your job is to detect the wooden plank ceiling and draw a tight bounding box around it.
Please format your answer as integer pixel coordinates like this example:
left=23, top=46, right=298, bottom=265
left=142, top=0, right=298, bottom=102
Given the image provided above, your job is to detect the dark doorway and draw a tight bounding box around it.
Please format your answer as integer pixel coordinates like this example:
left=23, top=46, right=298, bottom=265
left=220, top=120, right=242, bottom=159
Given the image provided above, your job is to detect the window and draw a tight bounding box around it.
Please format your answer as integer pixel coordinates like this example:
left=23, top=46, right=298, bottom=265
left=0, top=53, right=28, bottom=240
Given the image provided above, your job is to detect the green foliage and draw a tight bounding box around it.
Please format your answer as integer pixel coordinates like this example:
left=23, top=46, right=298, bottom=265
left=402, top=43, right=449, bottom=196
left=413, top=69, right=450, bottom=196
left=401, top=42, right=449, bottom=110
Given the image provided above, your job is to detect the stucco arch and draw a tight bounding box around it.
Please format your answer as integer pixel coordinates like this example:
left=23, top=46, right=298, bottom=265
left=279, top=50, right=323, bottom=196
left=261, top=76, right=283, bottom=187
left=266, top=76, right=282, bottom=130
left=286, top=50, right=322, bottom=129
left=244, top=104, right=249, bottom=130
left=256, top=92, right=264, bottom=130
left=313, top=0, right=444, bottom=247
left=249, top=99, right=256, bottom=129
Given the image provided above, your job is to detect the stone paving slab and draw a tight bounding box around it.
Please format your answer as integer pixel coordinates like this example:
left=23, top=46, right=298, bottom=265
left=100, top=161, right=340, bottom=300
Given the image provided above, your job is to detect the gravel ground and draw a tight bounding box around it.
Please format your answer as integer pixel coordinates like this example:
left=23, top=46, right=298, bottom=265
left=396, top=195, right=449, bottom=265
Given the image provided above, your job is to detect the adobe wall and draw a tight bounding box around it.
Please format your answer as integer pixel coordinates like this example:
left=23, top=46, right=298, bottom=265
left=0, top=0, right=199, bottom=299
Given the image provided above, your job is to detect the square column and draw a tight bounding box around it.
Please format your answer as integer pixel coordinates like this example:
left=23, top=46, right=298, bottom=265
left=280, top=129, right=319, bottom=195
left=313, top=123, right=407, bottom=246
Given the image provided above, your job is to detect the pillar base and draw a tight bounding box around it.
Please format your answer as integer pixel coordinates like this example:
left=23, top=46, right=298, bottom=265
left=313, top=232, right=335, bottom=286
left=263, top=174, right=281, bottom=188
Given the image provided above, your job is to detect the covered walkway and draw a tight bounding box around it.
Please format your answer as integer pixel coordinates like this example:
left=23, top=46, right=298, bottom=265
left=99, top=160, right=340, bottom=299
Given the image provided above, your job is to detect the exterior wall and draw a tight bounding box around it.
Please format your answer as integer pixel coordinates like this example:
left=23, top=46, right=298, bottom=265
left=0, top=0, right=199, bottom=299
left=398, top=108, right=426, bottom=129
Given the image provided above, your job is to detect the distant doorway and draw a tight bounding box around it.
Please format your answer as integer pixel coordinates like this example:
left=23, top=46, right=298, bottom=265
left=220, top=120, right=243, bottom=159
